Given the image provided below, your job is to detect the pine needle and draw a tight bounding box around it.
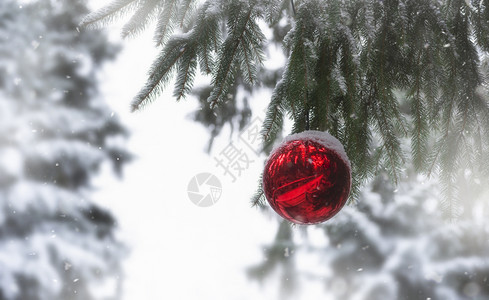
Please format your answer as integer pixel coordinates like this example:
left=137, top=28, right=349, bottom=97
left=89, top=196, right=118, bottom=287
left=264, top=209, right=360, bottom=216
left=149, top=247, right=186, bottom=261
left=131, top=37, right=188, bottom=111
left=121, top=0, right=160, bottom=39
left=79, top=0, right=140, bottom=29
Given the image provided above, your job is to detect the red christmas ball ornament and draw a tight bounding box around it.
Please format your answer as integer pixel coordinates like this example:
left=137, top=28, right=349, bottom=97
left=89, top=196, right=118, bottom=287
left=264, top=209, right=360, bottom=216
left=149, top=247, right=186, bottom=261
left=263, top=131, right=351, bottom=225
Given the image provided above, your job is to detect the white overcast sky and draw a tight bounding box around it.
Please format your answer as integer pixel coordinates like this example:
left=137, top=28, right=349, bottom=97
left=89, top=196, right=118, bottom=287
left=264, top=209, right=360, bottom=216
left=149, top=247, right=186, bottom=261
left=86, top=1, right=301, bottom=299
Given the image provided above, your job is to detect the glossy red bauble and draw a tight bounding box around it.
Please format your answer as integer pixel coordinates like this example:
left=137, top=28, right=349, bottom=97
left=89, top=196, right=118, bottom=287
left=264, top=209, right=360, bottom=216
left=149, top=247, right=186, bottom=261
left=263, top=131, right=351, bottom=225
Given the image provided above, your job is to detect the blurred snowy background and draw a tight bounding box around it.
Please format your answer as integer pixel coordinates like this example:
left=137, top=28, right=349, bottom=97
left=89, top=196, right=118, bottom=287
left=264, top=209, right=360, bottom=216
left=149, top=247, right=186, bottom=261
left=1, top=0, right=489, bottom=299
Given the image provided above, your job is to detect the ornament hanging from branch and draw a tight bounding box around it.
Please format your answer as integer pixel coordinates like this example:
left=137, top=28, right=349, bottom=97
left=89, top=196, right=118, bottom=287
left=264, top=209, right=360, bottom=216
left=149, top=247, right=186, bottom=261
left=263, top=131, right=351, bottom=225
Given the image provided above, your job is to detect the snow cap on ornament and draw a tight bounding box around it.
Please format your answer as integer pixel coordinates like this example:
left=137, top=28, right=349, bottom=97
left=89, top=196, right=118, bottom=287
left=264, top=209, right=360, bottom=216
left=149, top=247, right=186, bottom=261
left=263, top=131, right=351, bottom=225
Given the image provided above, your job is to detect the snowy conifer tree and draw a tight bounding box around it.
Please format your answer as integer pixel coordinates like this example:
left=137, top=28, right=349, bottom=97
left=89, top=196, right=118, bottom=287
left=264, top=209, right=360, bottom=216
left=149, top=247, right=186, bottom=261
left=0, top=0, right=130, bottom=299
left=82, top=0, right=489, bottom=214
left=248, top=173, right=489, bottom=299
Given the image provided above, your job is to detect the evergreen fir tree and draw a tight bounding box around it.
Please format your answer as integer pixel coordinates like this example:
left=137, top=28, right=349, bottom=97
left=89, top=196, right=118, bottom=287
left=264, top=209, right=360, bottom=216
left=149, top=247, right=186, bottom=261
left=82, top=0, right=489, bottom=217
left=0, top=0, right=130, bottom=298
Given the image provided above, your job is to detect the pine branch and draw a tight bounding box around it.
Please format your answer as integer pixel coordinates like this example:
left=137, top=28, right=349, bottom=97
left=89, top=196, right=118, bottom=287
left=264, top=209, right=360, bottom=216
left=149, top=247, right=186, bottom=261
left=262, top=0, right=290, bottom=25
left=251, top=174, right=266, bottom=208
left=410, top=86, right=428, bottom=172
left=372, top=88, right=404, bottom=184
left=338, top=27, right=358, bottom=118
left=349, top=96, right=374, bottom=184
left=79, top=0, right=140, bottom=29
left=121, top=0, right=160, bottom=39
left=208, top=44, right=240, bottom=108
left=262, top=80, right=286, bottom=151
left=178, top=0, right=196, bottom=28
left=240, top=40, right=255, bottom=84
left=208, top=6, right=256, bottom=108
left=131, top=1, right=222, bottom=110
left=410, top=51, right=429, bottom=172
left=282, top=23, right=317, bottom=124
left=240, top=19, right=266, bottom=83
left=198, top=41, right=213, bottom=74
left=368, top=18, right=405, bottom=184
left=195, top=1, right=221, bottom=75
left=131, top=37, right=188, bottom=111
left=310, top=38, right=336, bottom=131
left=299, top=27, right=311, bottom=110
left=173, top=44, right=197, bottom=100
left=154, top=0, right=178, bottom=46
left=471, top=0, right=489, bottom=51
left=428, top=63, right=457, bottom=177
left=439, top=131, right=462, bottom=221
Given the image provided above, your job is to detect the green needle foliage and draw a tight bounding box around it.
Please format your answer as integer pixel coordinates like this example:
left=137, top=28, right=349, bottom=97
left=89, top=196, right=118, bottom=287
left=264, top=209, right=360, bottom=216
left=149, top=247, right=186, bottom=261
left=82, top=0, right=489, bottom=219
